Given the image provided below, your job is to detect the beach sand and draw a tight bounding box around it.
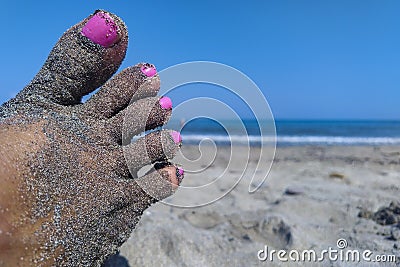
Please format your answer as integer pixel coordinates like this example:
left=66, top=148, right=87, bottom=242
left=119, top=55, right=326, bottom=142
left=104, top=145, right=400, bottom=267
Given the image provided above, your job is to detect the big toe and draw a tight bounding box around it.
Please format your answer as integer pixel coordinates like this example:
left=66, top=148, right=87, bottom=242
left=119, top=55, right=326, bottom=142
left=18, top=10, right=128, bottom=105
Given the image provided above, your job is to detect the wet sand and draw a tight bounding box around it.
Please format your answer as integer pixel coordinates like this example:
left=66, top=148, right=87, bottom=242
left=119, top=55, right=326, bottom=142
left=105, top=145, right=400, bottom=266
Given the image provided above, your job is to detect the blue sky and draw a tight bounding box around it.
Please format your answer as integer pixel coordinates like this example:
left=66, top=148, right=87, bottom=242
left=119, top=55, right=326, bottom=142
left=1, top=1, right=399, bottom=119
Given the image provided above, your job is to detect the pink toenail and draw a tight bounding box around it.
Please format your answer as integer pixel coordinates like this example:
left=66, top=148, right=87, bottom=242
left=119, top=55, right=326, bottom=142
left=178, top=168, right=184, bottom=177
left=140, top=64, right=157, bottom=77
left=159, top=97, right=172, bottom=110
left=81, top=11, right=119, bottom=48
left=170, top=131, right=182, bottom=144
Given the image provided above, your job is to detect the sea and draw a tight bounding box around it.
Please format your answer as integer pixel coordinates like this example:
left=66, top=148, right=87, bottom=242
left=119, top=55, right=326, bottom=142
left=166, top=119, right=400, bottom=146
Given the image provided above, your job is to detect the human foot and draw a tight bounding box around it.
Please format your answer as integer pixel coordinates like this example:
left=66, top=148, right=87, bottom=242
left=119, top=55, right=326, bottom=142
left=0, top=10, right=183, bottom=266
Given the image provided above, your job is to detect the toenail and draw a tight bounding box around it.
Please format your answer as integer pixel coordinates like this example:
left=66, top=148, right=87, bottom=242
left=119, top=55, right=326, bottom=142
left=176, top=167, right=184, bottom=184
left=170, top=131, right=182, bottom=144
left=81, top=11, right=119, bottom=48
left=177, top=167, right=184, bottom=177
left=159, top=96, right=172, bottom=110
left=140, top=64, right=157, bottom=77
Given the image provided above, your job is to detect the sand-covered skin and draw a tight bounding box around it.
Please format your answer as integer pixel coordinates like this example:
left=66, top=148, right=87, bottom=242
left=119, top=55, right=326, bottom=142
left=0, top=10, right=183, bottom=266
left=111, top=145, right=400, bottom=267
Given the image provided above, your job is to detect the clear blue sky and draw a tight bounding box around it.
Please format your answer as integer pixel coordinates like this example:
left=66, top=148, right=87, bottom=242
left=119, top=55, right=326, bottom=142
left=1, top=0, right=399, bottom=120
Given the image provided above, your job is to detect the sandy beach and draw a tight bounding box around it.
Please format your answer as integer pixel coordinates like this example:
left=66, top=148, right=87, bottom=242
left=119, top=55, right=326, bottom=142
left=102, top=145, right=400, bottom=267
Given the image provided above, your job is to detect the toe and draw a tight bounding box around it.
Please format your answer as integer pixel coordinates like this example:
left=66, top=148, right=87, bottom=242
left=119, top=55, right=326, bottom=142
left=123, top=130, right=182, bottom=173
left=106, top=96, right=173, bottom=144
left=107, top=164, right=184, bottom=216
left=17, top=10, right=128, bottom=105
left=134, top=164, right=184, bottom=201
left=81, top=63, right=160, bottom=119
left=153, top=163, right=184, bottom=189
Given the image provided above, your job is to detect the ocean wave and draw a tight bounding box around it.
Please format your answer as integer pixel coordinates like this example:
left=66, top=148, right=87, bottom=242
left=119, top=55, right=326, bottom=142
left=181, top=134, right=400, bottom=145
